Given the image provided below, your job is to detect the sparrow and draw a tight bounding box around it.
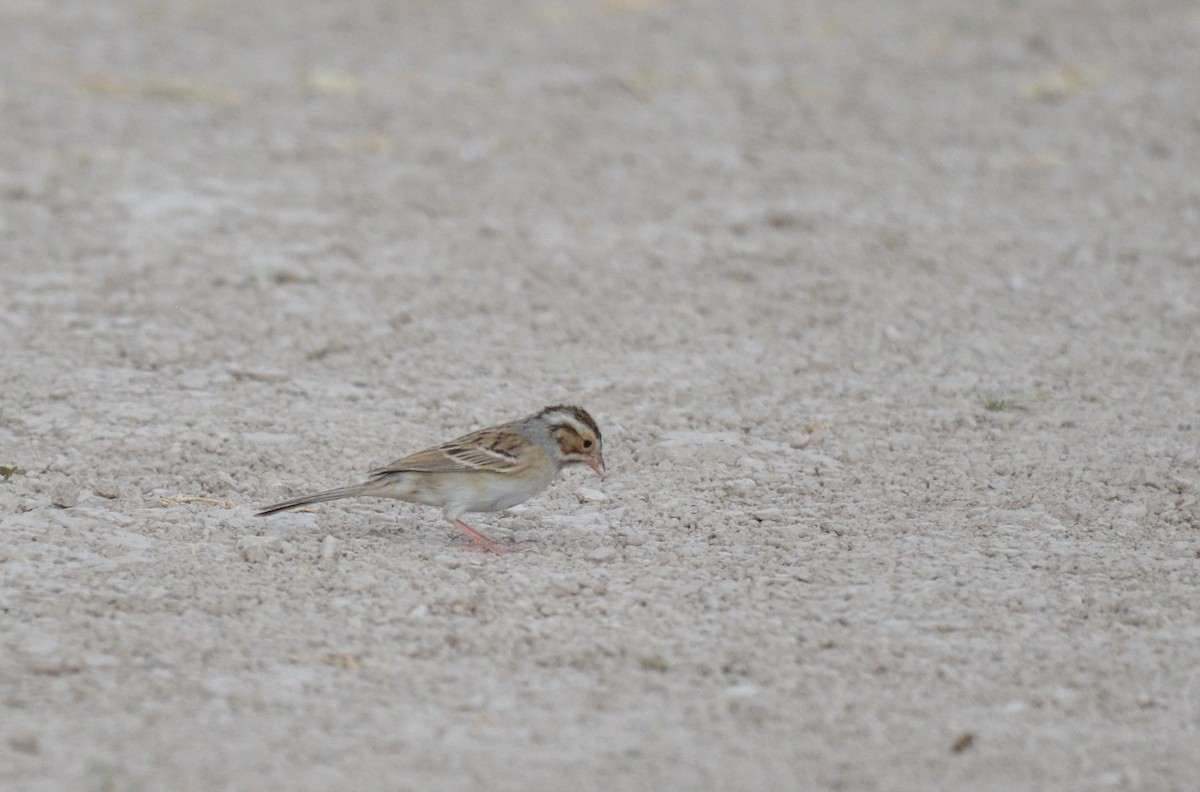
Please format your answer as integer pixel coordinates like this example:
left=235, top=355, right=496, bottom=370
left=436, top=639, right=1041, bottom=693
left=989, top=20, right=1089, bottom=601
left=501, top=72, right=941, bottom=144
left=256, top=405, right=605, bottom=554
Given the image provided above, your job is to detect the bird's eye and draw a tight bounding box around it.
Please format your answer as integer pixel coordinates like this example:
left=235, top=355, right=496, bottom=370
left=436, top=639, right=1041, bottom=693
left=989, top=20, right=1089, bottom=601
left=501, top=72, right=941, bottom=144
left=582, top=439, right=593, bottom=449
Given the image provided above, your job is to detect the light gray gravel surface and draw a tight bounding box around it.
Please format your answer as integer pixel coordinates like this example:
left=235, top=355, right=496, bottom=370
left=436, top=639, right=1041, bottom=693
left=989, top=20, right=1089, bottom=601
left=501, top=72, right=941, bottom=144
left=2, top=1, right=1199, bottom=790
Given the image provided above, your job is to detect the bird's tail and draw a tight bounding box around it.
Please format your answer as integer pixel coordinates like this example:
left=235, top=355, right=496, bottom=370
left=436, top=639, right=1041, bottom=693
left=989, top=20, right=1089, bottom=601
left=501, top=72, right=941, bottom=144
left=255, top=484, right=370, bottom=516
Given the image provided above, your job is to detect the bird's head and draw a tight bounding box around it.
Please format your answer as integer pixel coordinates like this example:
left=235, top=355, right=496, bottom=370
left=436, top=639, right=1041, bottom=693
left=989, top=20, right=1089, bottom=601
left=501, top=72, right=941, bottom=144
left=537, top=404, right=605, bottom=475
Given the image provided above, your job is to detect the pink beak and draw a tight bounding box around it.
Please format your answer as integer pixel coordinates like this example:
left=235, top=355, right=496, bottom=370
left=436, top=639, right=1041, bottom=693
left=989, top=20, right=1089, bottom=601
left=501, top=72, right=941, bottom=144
left=586, top=454, right=606, bottom=476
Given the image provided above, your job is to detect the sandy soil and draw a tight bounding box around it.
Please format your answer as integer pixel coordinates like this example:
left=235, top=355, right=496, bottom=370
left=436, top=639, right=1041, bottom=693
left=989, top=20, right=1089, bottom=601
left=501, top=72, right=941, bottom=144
left=2, top=1, right=1199, bottom=789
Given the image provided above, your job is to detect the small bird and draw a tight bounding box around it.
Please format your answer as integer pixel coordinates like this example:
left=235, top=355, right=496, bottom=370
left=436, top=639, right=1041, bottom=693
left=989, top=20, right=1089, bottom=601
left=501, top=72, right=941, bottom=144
left=256, top=405, right=605, bottom=554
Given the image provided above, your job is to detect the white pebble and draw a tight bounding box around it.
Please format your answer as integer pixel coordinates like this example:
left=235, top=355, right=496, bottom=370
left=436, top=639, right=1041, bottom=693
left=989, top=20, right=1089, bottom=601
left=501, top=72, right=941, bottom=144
left=585, top=546, right=618, bottom=563
left=238, top=535, right=283, bottom=563
left=317, top=535, right=339, bottom=570
left=578, top=487, right=607, bottom=501
left=93, top=480, right=121, bottom=499
left=725, top=478, right=758, bottom=496
left=549, top=576, right=583, bottom=596
left=619, top=528, right=645, bottom=547
left=8, top=731, right=39, bottom=754
left=1119, top=503, right=1147, bottom=521
left=50, top=482, right=79, bottom=509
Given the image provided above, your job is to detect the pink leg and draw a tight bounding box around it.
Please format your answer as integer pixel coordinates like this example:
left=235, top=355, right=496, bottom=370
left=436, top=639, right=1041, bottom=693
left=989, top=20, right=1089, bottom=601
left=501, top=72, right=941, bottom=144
left=449, top=518, right=507, bottom=555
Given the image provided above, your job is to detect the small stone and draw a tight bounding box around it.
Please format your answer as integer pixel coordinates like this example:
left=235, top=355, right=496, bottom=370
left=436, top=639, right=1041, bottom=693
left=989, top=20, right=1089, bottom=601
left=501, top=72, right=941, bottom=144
left=725, top=478, right=758, bottom=496
left=306, top=338, right=350, bottom=360
left=230, top=367, right=289, bottom=383
left=8, top=732, right=39, bottom=754
left=408, top=603, right=429, bottom=620
left=753, top=508, right=784, bottom=522
left=619, top=529, right=645, bottom=547
left=638, top=654, right=668, bottom=672
left=270, top=266, right=317, bottom=285
left=1169, top=541, right=1198, bottom=559
left=201, top=472, right=237, bottom=495
left=238, top=535, right=283, bottom=563
left=23, top=643, right=83, bottom=675
left=239, top=540, right=268, bottom=563
left=50, top=482, right=79, bottom=509
left=577, top=487, right=607, bottom=502
left=585, top=546, right=618, bottom=563
left=1169, top=477, right=1194, bottom=494
left=549, top=576, right=582, bottom=597
left=725, top=683, right=758, bottom=698
left=788, top=433, right=812, bottom=449
left=1119, top=503, right=1148, bottom=521
left=317, top=535, right=339, bottom=570
left=93, top=480, right=122, bottom=499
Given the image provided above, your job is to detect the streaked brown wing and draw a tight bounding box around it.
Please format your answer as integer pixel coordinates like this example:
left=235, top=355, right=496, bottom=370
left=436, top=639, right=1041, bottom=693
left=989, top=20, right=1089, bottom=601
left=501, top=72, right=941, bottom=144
left=368, top=427, right=527, bottom=477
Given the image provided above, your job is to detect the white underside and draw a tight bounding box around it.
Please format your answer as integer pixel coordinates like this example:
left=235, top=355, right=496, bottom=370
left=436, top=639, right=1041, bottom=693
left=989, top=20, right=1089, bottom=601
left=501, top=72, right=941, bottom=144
left=367, top=468, right=559, bottom=519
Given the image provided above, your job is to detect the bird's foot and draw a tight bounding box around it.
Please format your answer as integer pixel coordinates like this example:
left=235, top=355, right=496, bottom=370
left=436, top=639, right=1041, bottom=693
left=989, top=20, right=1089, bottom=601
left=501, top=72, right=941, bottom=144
left=449, top=518, right=507, bottom=555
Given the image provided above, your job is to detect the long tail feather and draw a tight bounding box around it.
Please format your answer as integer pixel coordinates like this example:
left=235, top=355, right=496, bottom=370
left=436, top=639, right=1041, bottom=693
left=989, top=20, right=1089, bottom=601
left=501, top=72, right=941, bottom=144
left=256, top=485, right=368, bottom=516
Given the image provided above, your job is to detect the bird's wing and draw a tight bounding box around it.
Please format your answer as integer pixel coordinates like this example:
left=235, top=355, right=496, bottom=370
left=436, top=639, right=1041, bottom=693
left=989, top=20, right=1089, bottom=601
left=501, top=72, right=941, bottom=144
left=368, top=426, right=530, bottom=477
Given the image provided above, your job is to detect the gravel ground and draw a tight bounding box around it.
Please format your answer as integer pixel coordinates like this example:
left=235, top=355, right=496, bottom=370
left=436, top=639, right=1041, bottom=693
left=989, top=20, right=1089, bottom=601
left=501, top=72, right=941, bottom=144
left=2, top=1, right=1199, bottom=790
